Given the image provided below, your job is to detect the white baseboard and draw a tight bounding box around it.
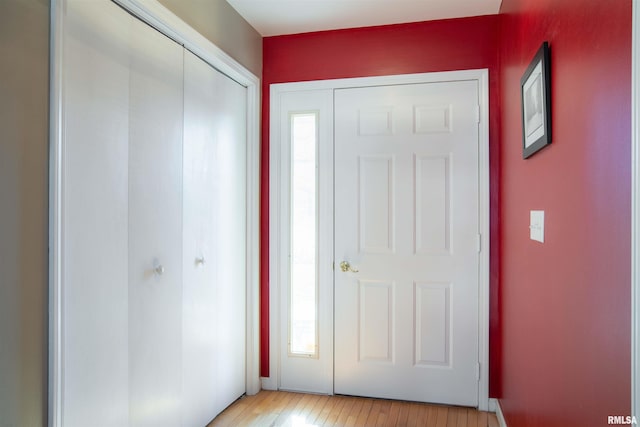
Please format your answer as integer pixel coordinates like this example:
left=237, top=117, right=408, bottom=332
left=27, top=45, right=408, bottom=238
left=495, top=400, right=508, bottom=427
left=261, top=376, right=277, bottom=391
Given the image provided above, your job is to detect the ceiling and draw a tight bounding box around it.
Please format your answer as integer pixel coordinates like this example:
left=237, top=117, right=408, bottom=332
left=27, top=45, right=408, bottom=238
left=226, top=0, right=503, bottom=37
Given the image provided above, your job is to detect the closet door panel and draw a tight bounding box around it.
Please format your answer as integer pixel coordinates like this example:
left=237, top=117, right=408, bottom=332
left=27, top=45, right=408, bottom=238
left=62, top=1, right=131, bottom=425
left=128, top=17, right=184, bottom=427
left=182, top=51, right=219, bottom=427
left=213, top=68, right=248, bottom=414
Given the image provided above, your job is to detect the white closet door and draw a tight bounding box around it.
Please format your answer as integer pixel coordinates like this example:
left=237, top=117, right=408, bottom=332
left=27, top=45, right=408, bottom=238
left=213, top=62, right=247, bottom=415
left=183, top=50, right=248, bottom=422
left=128, top=16, right=184, bottom=427
left=61, top=2, right=247, bottom=425
left=62, top=1, right=131, bottom=425
left=182, top=51, right=220, bottom=426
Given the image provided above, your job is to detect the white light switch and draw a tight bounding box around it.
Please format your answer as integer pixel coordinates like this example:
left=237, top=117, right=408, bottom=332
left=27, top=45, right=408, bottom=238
left=530, top=210, right=545, bottom=243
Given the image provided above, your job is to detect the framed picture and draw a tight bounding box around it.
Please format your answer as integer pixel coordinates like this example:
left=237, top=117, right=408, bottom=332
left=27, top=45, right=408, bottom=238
left=521, top=41, right=551, bottom=158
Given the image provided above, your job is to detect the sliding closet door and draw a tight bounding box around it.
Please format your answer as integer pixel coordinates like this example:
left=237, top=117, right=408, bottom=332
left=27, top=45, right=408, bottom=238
left=213, top=58, right=247, bottom=415
left=182, top=51, right=219, bottom=426
left=62, top=2, right=131, bottom=425
left=128, top=16, right=184, bottom=427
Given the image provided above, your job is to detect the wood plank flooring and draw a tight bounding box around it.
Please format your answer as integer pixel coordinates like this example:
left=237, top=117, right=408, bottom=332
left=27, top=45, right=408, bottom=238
left=208, top=391, right=499, bottom=427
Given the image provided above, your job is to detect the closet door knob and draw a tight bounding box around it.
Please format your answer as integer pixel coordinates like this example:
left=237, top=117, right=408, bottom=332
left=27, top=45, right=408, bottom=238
left=195, top=257, right=206, bottom=266
left=154, top=265, right=165, bottom=275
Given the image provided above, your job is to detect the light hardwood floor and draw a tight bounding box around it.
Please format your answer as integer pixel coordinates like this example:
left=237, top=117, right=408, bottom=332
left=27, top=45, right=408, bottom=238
left=208, top=391, right=499, bottom=427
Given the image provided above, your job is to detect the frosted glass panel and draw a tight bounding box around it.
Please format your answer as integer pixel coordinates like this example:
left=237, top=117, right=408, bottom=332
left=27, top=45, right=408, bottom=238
left=290, top=113, right=318, bottom=357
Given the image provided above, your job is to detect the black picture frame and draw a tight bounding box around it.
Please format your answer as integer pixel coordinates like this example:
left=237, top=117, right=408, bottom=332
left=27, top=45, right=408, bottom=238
left=521, top=41, right=551, bottom=159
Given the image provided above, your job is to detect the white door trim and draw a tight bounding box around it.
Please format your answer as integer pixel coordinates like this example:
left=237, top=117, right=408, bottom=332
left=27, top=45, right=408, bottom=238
left=495, top=400, right=509, bottom=427
left=632, top=0, right=639, bottom=419
left=48, top=1, right=261, bottom=425
left=268, top=69, right=491, bottom=410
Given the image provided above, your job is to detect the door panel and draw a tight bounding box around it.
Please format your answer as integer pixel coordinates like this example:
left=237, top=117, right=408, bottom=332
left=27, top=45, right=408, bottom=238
left=212, top=54, right=248, bottom=416
left=415, top=155, right=451, bottom=254
left=334, top=81, right=479, bottom=406
left=359, top=156, right=394, bottom=253
left=276, top=89, right=335, bottom=394
left=358, top=280, right=394, bottom=362
left=128, top=17, right=184, bottom=427
left=182, top=48, right=246, bottom=424
left=182, top=50, right=219, bottom=427
left=62, top=2, right=131, bottom=424
left=415, top=282, right=450, bottom=366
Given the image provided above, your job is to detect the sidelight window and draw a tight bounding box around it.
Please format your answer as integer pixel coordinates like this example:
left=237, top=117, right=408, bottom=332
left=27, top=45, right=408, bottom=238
left=289, top=112, right=319, bottom=358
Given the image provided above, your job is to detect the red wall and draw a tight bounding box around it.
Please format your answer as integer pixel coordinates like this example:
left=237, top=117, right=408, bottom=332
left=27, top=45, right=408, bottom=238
left=497, top=0, right=632, bottom=425
left=261, top=15, right=502, bottom=393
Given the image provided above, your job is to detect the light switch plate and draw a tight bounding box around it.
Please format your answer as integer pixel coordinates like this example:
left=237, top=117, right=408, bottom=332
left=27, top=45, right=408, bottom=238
left=530, top=210, right=545, bottom=243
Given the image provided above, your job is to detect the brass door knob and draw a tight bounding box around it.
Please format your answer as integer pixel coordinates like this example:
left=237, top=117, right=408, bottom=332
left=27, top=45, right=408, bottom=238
left=340, top=261, right=359, bottom=273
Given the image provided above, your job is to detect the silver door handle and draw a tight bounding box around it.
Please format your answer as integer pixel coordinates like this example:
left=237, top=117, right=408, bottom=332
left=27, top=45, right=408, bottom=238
left=154, top=265, right=165, bottom=275
left=195, top=256, right=206, bottom=266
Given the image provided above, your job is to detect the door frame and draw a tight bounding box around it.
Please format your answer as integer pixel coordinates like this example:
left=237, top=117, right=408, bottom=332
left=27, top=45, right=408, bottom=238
left=48, top=1, right=261, bottom=425
left=632, top=0, right=639, bottom=419
left=268, top=69, right=491, bottom=410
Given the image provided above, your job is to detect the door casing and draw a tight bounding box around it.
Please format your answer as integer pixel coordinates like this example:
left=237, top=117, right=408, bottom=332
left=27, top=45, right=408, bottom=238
left=631, top=0, right=639, bottom=418
left=267, top=69, right=491, bottom=410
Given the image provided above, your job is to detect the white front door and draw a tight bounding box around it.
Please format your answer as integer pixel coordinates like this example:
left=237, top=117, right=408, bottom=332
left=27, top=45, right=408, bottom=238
left=334, top=81, right=480, bottom=406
